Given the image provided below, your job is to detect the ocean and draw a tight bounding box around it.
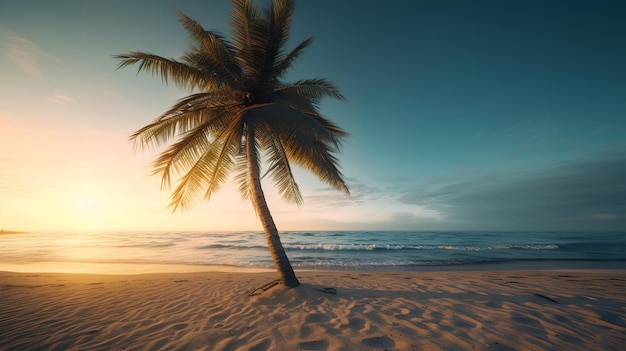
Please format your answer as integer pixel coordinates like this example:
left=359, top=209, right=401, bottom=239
left=1, top=231, right=625, bottom=272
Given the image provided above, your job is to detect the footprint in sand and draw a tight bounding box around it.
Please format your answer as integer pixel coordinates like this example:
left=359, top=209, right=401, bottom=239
left=305, top=313, right=325, bottom=323
left=170, top=323, right=188, bottom=331
left=453, top=317, right=477, bottom=328
left=249, top=338, right=271, bottom=351
left=362, top=335, right=395, bottom=349
left=348, top=317, right=366, bottom=330
left=297, top=340, right=328, bottom=350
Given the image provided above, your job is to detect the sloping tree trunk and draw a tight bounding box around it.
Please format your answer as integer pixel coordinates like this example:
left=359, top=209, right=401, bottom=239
left=246, top=123, right=300, bottom=287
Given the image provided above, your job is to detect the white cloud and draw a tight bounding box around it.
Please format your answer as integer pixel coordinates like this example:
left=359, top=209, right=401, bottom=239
left=10, top=89, right=27, bottom=95
left=47, top=93, right=78, bottom=105
left=282, top=177, right=446, bottom=229
left=1, top=27, right=41, bottom=76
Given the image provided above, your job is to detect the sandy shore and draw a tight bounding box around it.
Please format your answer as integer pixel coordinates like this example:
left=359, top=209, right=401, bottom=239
left=1, top=269, right=625, bottom=351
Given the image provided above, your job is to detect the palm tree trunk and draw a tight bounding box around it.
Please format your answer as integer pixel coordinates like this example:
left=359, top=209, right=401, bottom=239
left=246, top=123, right=300, bottom=288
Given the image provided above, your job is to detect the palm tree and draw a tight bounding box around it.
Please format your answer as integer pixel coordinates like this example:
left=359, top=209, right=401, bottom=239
left=114, top=0, right=349, bottom=287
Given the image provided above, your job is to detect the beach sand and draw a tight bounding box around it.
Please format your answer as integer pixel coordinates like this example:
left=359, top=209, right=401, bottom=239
left=1, top=269, right=625, bottom=350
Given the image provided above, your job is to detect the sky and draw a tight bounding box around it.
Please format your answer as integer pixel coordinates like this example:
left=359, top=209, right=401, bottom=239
left=1, top=0, right=625, bottom=232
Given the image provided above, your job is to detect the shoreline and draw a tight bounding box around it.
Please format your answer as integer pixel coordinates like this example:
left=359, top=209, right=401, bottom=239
left=0, top=230, right=29, bottom=235
left=1, top=259, right=624, bottom=275
left=0, top=262, right=276, bottom=275
left=2, top=269, right=625, bottom=350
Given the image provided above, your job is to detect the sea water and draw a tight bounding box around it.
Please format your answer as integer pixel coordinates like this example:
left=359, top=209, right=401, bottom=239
left=1, top=231, right=625, bottom=271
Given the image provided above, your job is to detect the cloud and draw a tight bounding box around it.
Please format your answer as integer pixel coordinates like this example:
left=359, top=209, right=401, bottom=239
left=399, top=154, right=626, bottom=231
left=290, top=177, right=445, bottom=229
left=47, top=93, right=78, bottom=105
left=1, top=27, right=41, bottom=76
left=584, top=213, right=626, bottom=221
left=304, top=178, right=385, bottom=207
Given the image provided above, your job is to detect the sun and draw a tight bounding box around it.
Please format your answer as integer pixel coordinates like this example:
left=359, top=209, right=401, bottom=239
left=84, top=198, right=97, bottom=211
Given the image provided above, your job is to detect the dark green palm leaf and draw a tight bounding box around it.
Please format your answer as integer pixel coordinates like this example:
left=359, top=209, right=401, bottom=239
left=246, top=103, right=348, bottom=195
left=260, top=133, right=303, bottom=205
left=277, top=79, right=345, bottom=103
left=150, top=119, right=220, bottom=191
left=201, top=117, right=245, bottom=200
left=168, top=116, right=243, bottom=211
left=273, top=36, right=313, bottom=78
left=114, top=52, right=213, bottom=91
left=234, top=154, right=252, bottom=200
left=282, top=132, right=349, bottom=195
left=130, top=93, right=234, bottom=150
left=176, top=10, right=242, bottom=87
left=257, top=0, right=294, bottom=81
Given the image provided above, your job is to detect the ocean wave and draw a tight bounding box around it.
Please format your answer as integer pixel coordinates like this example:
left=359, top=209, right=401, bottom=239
left=195, top=244, right=266, bottom=250
left=193, top=243, right=559, bottom=251
left=283, top=243, right=559, bottom=251
left=3, top=231, right=624, bottom=272
left=289, top=258, right=626, bottom=270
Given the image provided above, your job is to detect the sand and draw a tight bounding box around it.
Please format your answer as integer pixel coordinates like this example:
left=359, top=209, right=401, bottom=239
left=1, top=269, right=625, bottom=351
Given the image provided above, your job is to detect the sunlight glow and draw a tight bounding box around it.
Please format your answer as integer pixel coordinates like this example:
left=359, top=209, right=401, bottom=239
left=85, top=199, right=97, bottom=211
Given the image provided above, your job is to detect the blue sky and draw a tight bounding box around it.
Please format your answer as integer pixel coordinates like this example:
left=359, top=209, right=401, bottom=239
left=1, top=0, right=625, bottom=231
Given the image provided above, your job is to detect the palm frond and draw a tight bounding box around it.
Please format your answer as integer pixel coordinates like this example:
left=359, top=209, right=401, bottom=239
left=151, top=122, right=214, bottom=191
left=167, top=115, right=244, bottom=211
left=201, top=118, right=245, bottom=200
left=258, top=0, right=294, bottom=81
left=234, top=154, right=252, bottom=200
left=230, top=0, right=258, bottom=72
left=276, top=78, right=345, bottom=103
left=273, top=36, right=313, bottom=78
left=117, top=1, right=350, bottom=215
left=176, top=10, right=242, bottom=87
left=268, top=0, right=294, bottom=50
left=234, top=118, right=258, bottom=200
left=248, top=102, right=349, bottom=195
left=260, top=131, right=303, bottom=204
left=281, top=130, right=349, bottom=195
left=305, top=112, right=349, bottom=149
left=130, top=92, right=237, bottom=151
left=156, top=92, right=237, bottom=122
left=181, top=51, right=235, bottom=87
left=251, top=103, right=343, bottom=146
left=114, top=52, right=212, bottom=91
left=167, top=139, right=221, bottom=212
